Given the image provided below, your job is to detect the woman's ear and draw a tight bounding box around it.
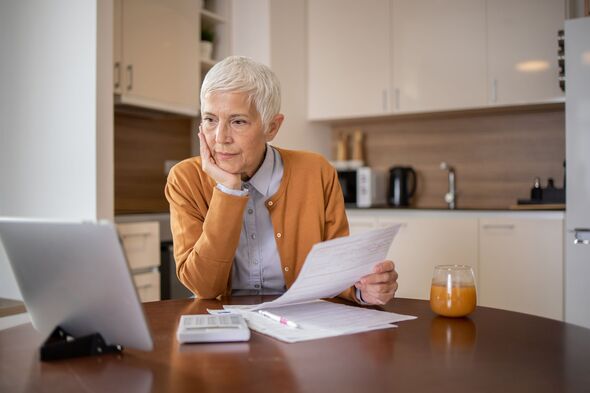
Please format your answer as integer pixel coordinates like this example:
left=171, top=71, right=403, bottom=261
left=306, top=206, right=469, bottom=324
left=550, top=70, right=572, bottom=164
left=265, top=114, right=284, bottom=142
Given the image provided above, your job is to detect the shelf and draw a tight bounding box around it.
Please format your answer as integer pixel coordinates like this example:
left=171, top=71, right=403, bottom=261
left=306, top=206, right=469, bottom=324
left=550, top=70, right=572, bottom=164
left=201, top=9, right=225, bottom=25
left=200, top=58, right=216, bottom=72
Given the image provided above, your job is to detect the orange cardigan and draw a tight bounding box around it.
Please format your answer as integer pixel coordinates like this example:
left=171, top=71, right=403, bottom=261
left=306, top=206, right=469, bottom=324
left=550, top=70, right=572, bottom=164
left=165, top=147, right=359, bottom=302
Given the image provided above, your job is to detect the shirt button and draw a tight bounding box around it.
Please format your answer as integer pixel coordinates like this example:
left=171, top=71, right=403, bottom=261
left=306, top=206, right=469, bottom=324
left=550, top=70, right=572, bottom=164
left=254, top=284, right=260, bottom=289
left=251, top=233, right=256, bottom=239
left=253, top=260, right=259, bottom=265
left=267, top=201, right=274, bottom=207
left=276, top=232, right=282, bottom=238
left=248, top=208, right=253, bottom=214
left=284, top=267, right=289, bottom=272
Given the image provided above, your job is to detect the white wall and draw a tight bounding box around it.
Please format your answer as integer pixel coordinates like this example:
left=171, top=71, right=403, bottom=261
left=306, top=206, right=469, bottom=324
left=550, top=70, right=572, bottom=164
left=230, top=0, right=331, bottom=157
left=0, top=0, right=113, bottom=299
left=269, top=0, right=331, bottom=157
left=231, top=0, right=271, bottom=66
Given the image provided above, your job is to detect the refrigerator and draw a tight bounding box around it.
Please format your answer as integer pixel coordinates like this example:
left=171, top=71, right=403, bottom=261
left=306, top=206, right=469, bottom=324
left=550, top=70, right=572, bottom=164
left=565, top=16, right=590, bottom=329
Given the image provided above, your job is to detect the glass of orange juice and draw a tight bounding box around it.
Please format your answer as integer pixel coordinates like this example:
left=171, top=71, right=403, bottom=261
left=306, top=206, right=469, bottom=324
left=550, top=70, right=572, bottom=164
left=430, top=265, right=477, bottom=317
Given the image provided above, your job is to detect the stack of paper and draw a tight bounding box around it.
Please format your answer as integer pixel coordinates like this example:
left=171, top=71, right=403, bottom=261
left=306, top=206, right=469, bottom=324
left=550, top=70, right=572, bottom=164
left=224, top=300, right=415, bottom=343
left=221, top=225, right=417, bottom=343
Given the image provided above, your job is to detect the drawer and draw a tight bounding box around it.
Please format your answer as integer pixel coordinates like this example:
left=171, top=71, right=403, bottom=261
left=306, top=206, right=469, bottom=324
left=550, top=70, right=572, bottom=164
left=117, top=222, right=160, bottom=271
left=133, top=271, right=161, bottom=303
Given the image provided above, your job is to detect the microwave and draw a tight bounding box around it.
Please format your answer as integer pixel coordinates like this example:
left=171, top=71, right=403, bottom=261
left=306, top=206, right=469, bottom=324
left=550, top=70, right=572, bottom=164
left=337, top=167, right=386, bottom=208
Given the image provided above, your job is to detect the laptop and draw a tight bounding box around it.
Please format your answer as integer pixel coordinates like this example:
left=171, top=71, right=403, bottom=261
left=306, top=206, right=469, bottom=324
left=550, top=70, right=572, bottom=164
left=0, top=218, right=153, bottom=352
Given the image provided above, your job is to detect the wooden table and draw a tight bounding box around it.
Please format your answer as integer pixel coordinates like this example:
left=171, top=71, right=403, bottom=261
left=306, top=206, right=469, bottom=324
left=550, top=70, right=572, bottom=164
left=1, top=297, right=590, bottom=393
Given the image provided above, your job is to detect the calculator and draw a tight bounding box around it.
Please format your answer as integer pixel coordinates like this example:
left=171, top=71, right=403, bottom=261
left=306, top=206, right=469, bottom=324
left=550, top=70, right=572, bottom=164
left=176, top=314, right=251, bottom=343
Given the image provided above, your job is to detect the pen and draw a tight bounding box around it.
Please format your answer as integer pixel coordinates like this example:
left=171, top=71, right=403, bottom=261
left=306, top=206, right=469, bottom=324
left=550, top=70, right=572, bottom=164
left=258, top=310, right=300, bottom=329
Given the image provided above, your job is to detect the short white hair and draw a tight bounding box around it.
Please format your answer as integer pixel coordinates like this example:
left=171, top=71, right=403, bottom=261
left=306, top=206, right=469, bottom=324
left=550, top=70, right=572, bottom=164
left=200, top=56, right=281, bottom=132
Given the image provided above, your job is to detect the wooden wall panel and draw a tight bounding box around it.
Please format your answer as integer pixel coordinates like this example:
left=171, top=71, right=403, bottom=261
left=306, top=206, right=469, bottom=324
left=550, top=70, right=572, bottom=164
left=332, top=106, right=565, bottom=209
left=115, top=113, right=193, bottom=214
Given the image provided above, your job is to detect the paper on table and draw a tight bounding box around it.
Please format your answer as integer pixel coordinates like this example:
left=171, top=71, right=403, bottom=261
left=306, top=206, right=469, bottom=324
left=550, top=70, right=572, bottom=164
left=225, top=300, right=416, bottom=343
left=250, top=225, right=401, bottom=311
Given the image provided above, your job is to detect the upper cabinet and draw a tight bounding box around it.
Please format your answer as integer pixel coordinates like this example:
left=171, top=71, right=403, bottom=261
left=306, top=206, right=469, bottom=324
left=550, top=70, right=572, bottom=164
left=307, top=0, right=391, bottom=120
left=307, top=0, right=565, bottom=120
left=391, top=0, right=487, bottom=113
left=114, top=0, right=200, bottom=116
left=486, top=0, right=565, bottom=106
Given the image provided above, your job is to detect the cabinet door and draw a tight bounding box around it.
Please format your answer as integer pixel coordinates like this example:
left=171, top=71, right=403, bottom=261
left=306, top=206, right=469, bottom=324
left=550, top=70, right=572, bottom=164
left=478, top=217, right=563, bottom=320
left=117, top=222, right=160, bottom=271
left=113, top=0, right=123, bottom=95
left=391, top=0, right=487, bottom=113
left=379, top=216, right=479, bottom=300
left=486, top=0, right=564, bottom=105
left=120, top=0, right=199, bottom=115
left=346, top=210, right=378, bottom=236
left=308, top=0, right=391, bottom=120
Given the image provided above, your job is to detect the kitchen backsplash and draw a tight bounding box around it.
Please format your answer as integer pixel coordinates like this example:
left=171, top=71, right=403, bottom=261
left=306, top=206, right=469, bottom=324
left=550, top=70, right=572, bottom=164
left=331, top=105, right=565, bottom=209
left=115, top=111, right=193, bottom=214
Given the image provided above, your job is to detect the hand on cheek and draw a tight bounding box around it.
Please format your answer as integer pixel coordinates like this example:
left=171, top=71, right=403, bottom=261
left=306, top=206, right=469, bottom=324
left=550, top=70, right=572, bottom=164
left=355, top=260, right=399, bottom=305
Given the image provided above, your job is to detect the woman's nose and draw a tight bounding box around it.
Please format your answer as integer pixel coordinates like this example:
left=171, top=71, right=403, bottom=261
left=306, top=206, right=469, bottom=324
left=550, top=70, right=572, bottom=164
left=214, top=122, right=232, bottom=144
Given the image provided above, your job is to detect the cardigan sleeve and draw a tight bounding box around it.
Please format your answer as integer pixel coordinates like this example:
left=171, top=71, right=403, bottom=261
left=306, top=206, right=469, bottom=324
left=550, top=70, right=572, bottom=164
left=165, top=168, right=248, bottom=299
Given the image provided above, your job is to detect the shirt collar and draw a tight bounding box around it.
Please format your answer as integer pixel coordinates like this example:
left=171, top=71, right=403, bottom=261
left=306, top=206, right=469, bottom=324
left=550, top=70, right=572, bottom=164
left=246, top=144, right=275, bottom=197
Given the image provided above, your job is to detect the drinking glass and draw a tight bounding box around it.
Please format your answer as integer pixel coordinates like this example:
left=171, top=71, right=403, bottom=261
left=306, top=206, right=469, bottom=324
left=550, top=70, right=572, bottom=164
left=430, top=265, right=477, bottom=317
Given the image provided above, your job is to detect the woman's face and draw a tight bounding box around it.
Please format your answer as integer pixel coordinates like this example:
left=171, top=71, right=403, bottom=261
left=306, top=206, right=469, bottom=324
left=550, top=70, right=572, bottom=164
left=200, top=91, right=281, bottom=180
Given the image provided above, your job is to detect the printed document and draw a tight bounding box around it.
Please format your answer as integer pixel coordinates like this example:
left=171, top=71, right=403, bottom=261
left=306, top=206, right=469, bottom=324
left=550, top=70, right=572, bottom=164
left=251, top=224, right=402, bottom=310
left=221, top=225, right=417, bottom=343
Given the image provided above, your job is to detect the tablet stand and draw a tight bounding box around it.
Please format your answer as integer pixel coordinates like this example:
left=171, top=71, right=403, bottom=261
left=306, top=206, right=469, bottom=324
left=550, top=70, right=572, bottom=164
left=40, top=326, right=122, bottom=361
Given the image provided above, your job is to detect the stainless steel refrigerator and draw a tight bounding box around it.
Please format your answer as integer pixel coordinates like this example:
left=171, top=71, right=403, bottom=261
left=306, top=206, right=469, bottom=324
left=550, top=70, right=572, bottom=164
left=565, top=16, right=590, bottom=329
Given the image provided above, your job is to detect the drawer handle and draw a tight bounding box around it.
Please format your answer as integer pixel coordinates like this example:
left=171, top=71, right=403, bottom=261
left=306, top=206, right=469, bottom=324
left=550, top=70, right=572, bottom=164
left=572, top=228, right=590, bottom=245
left=482, top=224, right=515, bottom=230
left=121, top=233, right=151, bottom=239
left=136, top=283, right=153, bottom=290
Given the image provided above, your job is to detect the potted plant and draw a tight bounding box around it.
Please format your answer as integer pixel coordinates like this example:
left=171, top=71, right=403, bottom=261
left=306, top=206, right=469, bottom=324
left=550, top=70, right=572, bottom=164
left=200, top=27, right=214, bottom=61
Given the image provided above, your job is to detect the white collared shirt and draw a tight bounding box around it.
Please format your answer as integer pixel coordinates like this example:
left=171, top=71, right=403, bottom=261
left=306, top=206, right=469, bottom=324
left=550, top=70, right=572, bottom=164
left=216, top=145, right=285, bottom=295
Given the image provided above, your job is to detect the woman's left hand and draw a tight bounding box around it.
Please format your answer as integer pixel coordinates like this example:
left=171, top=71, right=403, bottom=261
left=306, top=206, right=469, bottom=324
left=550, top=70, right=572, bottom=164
left=355, top=260, right=398, bottom=305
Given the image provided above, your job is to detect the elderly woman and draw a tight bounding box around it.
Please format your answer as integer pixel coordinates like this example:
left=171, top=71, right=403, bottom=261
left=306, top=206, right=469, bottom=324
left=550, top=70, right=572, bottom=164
left=165, top=56, right=398, bottom=305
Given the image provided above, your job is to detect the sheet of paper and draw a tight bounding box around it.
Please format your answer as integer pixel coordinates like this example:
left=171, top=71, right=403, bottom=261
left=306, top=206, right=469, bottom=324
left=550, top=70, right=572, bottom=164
left=225, top=300, right=416, bottom=343
left=250, top=225, right=401, bottom=311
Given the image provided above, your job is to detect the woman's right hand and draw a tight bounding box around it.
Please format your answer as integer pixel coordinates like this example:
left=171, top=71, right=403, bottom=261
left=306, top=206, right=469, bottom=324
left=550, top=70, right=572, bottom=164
left=198, top=130, right=242, bottom=190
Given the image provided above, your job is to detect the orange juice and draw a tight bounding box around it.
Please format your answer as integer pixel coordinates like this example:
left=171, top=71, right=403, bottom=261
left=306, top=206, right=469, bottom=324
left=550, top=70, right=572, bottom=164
left=430, top=284, right=477, bottom=317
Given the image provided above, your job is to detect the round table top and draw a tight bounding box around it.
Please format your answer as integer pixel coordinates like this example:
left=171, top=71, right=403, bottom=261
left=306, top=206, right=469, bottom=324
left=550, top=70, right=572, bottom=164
left=1, top=297, right=590, bottom=393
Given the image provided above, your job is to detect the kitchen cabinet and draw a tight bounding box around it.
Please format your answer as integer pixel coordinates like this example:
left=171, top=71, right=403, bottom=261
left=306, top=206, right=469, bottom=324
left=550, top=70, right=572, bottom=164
left=379, top=216, right=478, bottom=301
left=478, top=217, right=563, bottom=320
left=391, top=0, right=487, bottom=113
left=307, top=0, right=391, bottom=120
left=346, top=209, right=564, bottom=319
left=347, top=210, right=478, bottom=301
left=307, top=0, right=565, bottom=120
left=486, top=0, right=564, bottom=105
left=117, top=221, right=161, bottom=302
left=114, top=0, right=200, bottom=116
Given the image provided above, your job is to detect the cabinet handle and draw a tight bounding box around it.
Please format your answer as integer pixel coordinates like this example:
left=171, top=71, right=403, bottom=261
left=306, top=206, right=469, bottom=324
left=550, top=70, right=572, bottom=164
left=127, top=64, right=133, bottom=91
left=482, top=224, right=515, bottom=230
left=114, top=62, right=121, bottom=89
left=382, top=89, right=388, bottom=112
left=136, top=283, right=153, bottom=290
left=572, top=228, right=590, bottom=245
left=491, top=79, right=498, bottom=103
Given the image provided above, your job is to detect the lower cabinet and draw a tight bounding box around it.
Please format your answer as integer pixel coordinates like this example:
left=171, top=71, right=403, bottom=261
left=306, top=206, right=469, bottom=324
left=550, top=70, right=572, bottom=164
left=117, top=221, right=161, bottom=302
left=478, top=217, right=563, bottom=320
left=346, top=210, right=564, bottom=320
left=378, top=216, right=478, bottom=301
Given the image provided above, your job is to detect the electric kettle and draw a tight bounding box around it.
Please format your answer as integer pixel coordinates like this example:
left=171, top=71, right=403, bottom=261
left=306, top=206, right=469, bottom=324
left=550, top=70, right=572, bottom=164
left=388, top=166, right=417, bottom=207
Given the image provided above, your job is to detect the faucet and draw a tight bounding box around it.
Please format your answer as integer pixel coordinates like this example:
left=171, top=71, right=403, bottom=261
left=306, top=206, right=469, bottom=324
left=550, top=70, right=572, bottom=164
left=439, top=162, right=456, bottom=209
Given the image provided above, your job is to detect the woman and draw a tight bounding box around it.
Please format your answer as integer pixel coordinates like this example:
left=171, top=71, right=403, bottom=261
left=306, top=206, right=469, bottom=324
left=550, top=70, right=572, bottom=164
left=165, top=56, right=397, bottom=305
